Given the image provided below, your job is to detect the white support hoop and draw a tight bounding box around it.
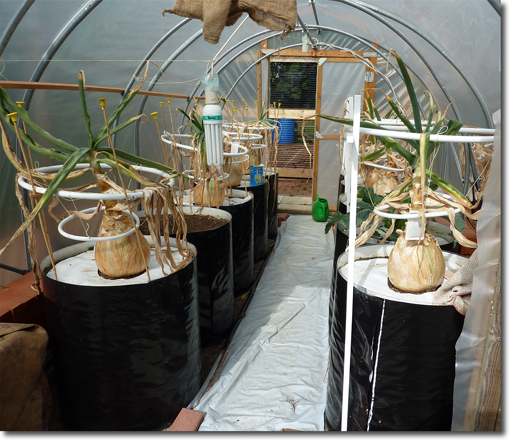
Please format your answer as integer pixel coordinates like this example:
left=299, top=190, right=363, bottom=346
left=182, top=169, right=230, bottom=181
left=58, top=207, right=140, bottom=242
left=362, top=161, right=404, bottom=172
left=161, top=133, right=249, bottom=158
left=359, top=126, right=494, bottom=143
left=17, top=164, right=174, bottom=201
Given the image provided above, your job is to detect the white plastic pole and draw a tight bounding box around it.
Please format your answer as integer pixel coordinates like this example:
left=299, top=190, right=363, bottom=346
left=342, top=97, right=353, bottom=209
left=341, top=95, right=361, bottom=431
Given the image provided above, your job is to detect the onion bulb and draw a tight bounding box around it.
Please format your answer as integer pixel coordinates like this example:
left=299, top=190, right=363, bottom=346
left=95, top=211, right=151, bottom=279
left=361, top=164, right=400, bottom=196
left=373, top=171, right=399, bottom=196
left=388, top=229, right=445, bottom=293
left=361, top=164, right=378, bottom=188
left=193, top=178, right=225, bottom=206
left=224, top=162, right=243, bottom=187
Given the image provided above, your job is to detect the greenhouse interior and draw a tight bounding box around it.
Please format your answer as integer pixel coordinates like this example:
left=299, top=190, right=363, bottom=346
left=0, top=0, right=502, bottom=433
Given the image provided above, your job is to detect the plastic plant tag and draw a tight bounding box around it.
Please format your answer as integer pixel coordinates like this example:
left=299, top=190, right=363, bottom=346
left=405, top=211, right=425, bottom=240
left=230, top=142, right=239, bottom=154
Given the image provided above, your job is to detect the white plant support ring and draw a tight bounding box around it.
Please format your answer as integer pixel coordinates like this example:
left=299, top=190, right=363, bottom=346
left=373, top=192, right=461, bottom=219
left=161, top=133, right=249, bottom=158
left=58, top=207, right=140, bottom=242
left=362, top=161, right=403, bottom=172
left=18, top=163, right=173, bottom=242
left=161, top=132, right=195, bottom=154
left=221, top=130, right=264, bottom=143
left=182, top=169, right=230, bottom=181
left=222, top=142, right=249, bottom=158
left=18, top=163, right=174, bottom=200
left=227, top=154, right=250, bottom=165
left=226, top=124, right=277, bottom=132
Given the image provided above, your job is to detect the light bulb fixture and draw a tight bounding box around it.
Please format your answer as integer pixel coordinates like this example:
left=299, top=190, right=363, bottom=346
left=201, top=73, right=224, bottom=168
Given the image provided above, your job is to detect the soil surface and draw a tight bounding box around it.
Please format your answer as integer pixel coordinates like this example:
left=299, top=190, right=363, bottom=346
left=139, top=213, right=228, bottom=235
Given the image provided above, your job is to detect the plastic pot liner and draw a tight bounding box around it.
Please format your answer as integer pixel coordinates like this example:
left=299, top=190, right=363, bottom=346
left=236, top=177, right=268, bottom=262
left=326, top=245, right=468, bottom=431
left=175, top=206, right=234, bottom=345
left=219, top=190, right=255, bottom=297
left=40, top=238, right=201, bottom=431
left=191, top=215, right=334, bottom=431
left=267, top=171, right=279, bottom=240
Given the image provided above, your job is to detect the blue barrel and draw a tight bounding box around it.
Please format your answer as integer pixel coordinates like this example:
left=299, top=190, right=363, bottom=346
left=277, top=118, right=295, bottom=144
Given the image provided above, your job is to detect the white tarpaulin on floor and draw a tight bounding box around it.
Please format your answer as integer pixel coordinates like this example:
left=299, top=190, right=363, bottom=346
left=191, top=214, right=335, bottom=431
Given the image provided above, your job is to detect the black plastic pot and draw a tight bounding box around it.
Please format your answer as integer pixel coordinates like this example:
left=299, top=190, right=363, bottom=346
left=173, top=206, right=234, bottom=345
left=41, top=237, right=201, bottom=431
left=329, top=178, right=347, bottom=326
left=218, top=189, right=254, bottom=297
left=326, top=245, right=467, bottom=431
left=266, top=170, right=279, bottom=240
left=329, top=183, right=457, bottom=337
left=236, top=177, right=268, bottom=262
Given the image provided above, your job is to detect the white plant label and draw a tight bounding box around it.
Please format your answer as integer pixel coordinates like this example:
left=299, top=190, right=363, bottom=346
left=405, top=211, right=425, bottom=240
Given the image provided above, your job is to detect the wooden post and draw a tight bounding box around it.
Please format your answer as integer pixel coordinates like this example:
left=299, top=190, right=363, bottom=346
left=312, top=61, right=323, bottom=202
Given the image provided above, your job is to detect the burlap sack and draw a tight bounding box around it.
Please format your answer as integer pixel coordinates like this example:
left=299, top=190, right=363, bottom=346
left=163, top=0, right=297, bottom=44
left=0, top=323, right=50, bottom=431
left=433, top=250, right=478, bottom=315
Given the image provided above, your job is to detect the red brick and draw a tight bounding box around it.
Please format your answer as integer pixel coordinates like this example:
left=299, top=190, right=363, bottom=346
left=164, top=409, right=204, bottom=432
left=0, top=273, right=46, bottom=328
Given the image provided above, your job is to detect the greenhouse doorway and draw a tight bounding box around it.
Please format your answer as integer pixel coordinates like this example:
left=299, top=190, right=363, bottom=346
left=269, top=60, right=317, bottom=199
left=259, top=43, right=377, bottom=210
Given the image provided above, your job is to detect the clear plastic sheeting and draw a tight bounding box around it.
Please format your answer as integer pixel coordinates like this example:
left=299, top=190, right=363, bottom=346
left=191, top=215, right=334, bottom=431
left=451, top=110, right=501, bottom=430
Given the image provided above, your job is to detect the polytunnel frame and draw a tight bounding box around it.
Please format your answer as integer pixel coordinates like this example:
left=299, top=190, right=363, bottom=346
left=131, top=28, right=205, bottom=155
left=0, top=1, right=501, bottom=429
left=3, top=1, right=485, bottom=190
left=0, top=0, right=36, bottom=56
left=2, top=0, right=491, bottom=193
left=181, top=28, right=464, bottom=185
left=122, top=10, right=488, bottom=195
left=6, top=0, right=103, bottom=110
left=0, top=1, right=494, bottom=297
left=183, top=26, right=402, bottom=113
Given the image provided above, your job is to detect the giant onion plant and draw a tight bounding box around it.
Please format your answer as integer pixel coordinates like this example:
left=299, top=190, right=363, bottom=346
left=322, top=51, right=480, bottom=293
left=0, top=68, right=190, bottom=285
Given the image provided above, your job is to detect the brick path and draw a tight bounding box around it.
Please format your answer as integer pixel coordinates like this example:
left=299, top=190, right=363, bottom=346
left=273, top=142, right=313, bottom=197
left=278, top=178, right=312, bottom=196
